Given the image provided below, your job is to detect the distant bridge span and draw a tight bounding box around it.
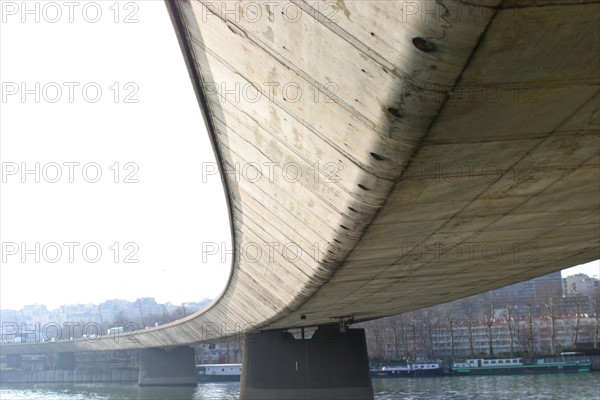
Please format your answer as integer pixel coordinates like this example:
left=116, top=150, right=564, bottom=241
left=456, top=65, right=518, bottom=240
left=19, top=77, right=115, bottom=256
left=2, top=0, right=599, bottom=356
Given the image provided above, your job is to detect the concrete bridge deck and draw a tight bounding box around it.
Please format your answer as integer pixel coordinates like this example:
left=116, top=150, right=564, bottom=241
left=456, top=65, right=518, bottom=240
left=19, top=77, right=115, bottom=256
left=2, top=0, right=598, bottom=355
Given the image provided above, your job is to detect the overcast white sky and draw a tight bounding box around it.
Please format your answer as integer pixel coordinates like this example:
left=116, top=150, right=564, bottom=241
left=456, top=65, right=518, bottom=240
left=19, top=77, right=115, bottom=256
left=0, top=1, right=231, bottom=310
left=0, top=1, right=598, bottom=311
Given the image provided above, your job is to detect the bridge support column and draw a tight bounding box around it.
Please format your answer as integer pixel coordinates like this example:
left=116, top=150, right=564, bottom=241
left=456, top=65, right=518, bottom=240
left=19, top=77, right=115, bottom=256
left=138, top=346, right=196, bottom=386
left=240, top=326, right=373, bottom=400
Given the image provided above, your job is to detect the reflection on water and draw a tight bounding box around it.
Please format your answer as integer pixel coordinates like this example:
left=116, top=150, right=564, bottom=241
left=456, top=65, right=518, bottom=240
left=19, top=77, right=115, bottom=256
left=0, top=383, right=239, bottom=400
left=1, top=373, right=599, bottom=400
left=372, top=374, right=600, bottom=400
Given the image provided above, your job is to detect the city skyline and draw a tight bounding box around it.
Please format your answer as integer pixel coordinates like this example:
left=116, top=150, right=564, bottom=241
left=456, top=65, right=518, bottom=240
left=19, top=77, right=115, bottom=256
left=0, top=260, right=597, bottom=311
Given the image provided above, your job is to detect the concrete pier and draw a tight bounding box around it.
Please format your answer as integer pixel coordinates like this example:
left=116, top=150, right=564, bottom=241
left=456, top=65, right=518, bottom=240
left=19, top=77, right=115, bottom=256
left=6, top=354, right=22, bottom=369
left=138, top=347, right=196, bottom=386
left=56, top=352, right=76, bottom=370
left=240, top=326, right=373, bottom=400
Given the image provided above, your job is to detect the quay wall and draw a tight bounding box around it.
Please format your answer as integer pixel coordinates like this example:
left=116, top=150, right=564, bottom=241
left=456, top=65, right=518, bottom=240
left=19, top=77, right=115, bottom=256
left=0, top=368, right=138, bottom=383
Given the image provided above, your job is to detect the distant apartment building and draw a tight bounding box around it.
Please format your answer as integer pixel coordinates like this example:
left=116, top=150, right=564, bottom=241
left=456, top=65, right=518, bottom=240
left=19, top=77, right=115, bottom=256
left=492, top=272, right=563, bottom=314
left=365, top=271, right=599, bottom=361
left=564, top=273, right=600, bottom=298
left=429, top=316, right=599, bottom=358
left=19, top=304, right=51, bottom=324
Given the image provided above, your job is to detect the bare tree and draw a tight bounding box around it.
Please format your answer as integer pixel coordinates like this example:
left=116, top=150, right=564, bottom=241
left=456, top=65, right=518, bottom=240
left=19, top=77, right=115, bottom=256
left=525, top=304, right=537, bottom=352
left=372, top=318, right=387, bottom=361
left=539, top=284, right=559, bottom=354
left=572, top=295, right=583, bottom=349
left=593, top=286, right=600, bottom=348
left=424, top=309, right=437, bottom=359
left=443, top=304, right=457, bottom=359
left=113, top=310, right=129, bottom=328
left=506, top=304, right=516, bottom=357
left=483, top=294, right=496, bottom=356
left=389, top=315, right=405, bottom=360
left=517, top=304, right=536, bottom=353
left=460, top=298, right=477, bottom=356
left=399, top=314, right=411, bottom=359
left=408, top=311, right=421, bottom=361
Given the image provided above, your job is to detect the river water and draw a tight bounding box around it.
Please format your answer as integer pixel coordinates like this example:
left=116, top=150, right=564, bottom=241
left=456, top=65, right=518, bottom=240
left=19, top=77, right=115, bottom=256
left=1, top=373, right=599, bottom=399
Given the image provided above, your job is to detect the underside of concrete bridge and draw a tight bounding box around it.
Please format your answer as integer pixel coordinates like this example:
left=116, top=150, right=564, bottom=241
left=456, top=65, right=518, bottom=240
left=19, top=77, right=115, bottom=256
left=163, top=0, right=599, bottom=339
left=2, top=4, right=599, bottom=394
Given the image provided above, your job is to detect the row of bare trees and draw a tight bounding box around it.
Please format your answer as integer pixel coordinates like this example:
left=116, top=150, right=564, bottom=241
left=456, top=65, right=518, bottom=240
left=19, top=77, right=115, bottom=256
left=359, top=283, right=600, bottom=362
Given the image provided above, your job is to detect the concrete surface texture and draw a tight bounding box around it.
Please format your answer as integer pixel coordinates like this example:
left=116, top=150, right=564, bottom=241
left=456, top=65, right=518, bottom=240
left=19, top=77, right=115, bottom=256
left=2, top=0, right=598, bottom=354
